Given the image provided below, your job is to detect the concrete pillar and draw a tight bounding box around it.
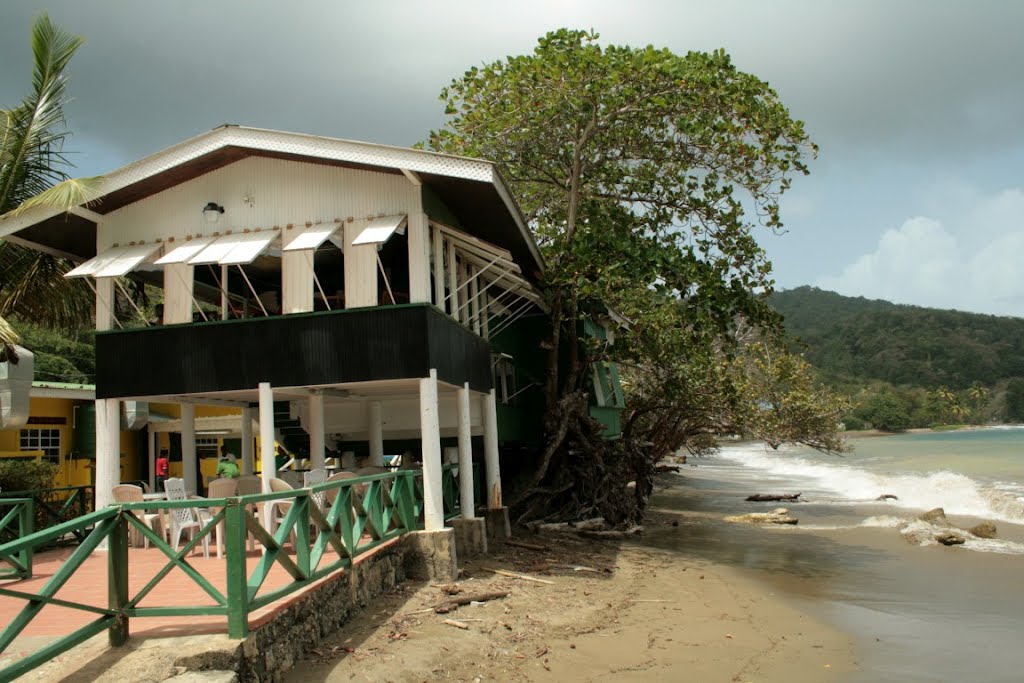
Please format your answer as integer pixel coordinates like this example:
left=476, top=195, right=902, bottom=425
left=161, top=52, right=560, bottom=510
left=240, top=407, right=254, bottom=475
left=309, top=392, right=325, bottom=470
left=368, top=401, right=384, bottom=467
left=482, top=389, right=502, bottom=509
left=94, top=398, right=120, bottom=511
left=420, top=369, right=444, bottom=531
left=181, top=402, right=197, bottom=494
left=457, top=383, right=475, bottom=519
left=258, top=383, right=276, bottom=529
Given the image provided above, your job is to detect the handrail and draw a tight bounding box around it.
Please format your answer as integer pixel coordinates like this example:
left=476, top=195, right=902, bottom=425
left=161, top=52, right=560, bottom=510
left=0, top=498, right=34, bottom=580
left=0, top=468, right=445, bottom=680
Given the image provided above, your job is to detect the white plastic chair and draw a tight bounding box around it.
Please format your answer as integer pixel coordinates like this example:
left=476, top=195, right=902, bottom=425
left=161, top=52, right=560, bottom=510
left=112, top=484, right=162, bottom=548
left=163, top=477, right=210, bottom=558
left=304, top=468, right=328, bottom=511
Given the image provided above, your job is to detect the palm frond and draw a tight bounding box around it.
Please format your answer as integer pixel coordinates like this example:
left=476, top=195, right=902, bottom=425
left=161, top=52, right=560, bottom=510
left=0, top=12, right=83, bottom=213
left=0, top=242, right=94, bottom=330
left=0, top=315, right=20, bottom=363
left=8, top=175, right=105, bottom=216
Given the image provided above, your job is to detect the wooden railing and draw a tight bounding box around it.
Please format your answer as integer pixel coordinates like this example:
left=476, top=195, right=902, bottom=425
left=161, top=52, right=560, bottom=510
left=0, top=498, right=33, bottom=580
left=0, top=469, right=439, bottom=681
left=0, top=485, right=93, bottom=546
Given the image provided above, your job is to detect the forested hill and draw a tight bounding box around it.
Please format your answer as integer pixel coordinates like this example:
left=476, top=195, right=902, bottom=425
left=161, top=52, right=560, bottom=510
left=770, top=287, right=1024, bottom=390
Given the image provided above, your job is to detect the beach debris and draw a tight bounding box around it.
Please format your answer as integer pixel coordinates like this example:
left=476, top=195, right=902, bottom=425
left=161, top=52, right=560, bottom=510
left=935, top=531, right=966, bottom=546
left=569, top=517, right=608, bottom=531
left=484, top=567, right=555, bottom=584
left=442, top=618, right=470, bottom=630
left=969, top=521, right=997, bottom=539
left=433, top=583, right=463, bottom=595
left=724, top=508, right=798, bottom=525
left=578, top=525, right=643, bottom=540
left=745, top=493, right=802, bottom=502
left=918, top=507, right=949, bottom=526
left=434, top=591, right=510, bottom=614
left=655, top=464, right=681, bottom=473
left=504, top=539, right=550, bottom=552
left=875, top=494, right=899, bottom=501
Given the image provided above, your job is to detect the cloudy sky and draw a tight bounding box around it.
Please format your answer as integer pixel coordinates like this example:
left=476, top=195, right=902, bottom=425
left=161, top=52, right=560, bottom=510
left=2, top=1, right=1022, bottom=317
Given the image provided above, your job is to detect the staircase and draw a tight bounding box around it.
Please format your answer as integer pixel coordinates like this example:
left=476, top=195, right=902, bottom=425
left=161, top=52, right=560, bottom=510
left=273, top=401, right=310, bottom=458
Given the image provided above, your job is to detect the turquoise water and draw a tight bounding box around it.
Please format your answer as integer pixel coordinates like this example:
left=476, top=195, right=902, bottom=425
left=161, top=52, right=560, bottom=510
left=643, top=428, right=1024, bottom=682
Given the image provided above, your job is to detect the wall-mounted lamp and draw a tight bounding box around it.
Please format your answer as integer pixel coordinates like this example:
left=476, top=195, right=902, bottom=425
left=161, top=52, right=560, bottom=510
left=203, top=202, right=225, bottom=223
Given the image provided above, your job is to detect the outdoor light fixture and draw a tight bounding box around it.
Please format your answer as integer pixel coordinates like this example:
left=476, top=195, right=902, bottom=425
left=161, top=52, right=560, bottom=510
left=203, top=202, right=225, bottom=223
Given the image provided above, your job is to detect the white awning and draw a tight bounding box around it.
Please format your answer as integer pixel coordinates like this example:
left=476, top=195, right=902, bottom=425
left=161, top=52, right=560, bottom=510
left=283, top=222, right=344, bottom=252
left=351, top=214, right=407, bottom=246
left=189, top=230, right=279, bottom=266
left=154, top=236, right=217, bottom=265
left=65, top=242, right=163, bottom=279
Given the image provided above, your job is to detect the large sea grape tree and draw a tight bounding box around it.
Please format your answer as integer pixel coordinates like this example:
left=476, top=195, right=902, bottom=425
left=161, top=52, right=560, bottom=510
left=429, top=30, right=846, bottom=523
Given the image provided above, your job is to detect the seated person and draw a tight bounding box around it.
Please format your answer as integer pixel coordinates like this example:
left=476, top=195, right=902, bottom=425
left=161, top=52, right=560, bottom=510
left=216, top=446, right=240, bottom=478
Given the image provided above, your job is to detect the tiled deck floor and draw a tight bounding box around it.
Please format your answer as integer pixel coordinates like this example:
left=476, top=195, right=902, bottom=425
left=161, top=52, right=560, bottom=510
left=0, top=541, right=334, bottom=640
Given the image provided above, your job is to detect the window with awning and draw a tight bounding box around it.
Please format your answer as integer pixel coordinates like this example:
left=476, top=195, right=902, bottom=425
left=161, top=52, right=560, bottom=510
left=188, top=230, right=279, bottom=265
left=64, top=242, right=163, bottom=278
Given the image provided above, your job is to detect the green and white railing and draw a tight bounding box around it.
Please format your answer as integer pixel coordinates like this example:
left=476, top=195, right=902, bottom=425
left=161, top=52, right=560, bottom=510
left=0, top=467, right=463, bottom=682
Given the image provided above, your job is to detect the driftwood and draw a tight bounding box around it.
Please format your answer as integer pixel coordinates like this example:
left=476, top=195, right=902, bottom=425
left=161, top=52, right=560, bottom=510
left=504, top=539, right=550, bottom=552
left=434, top=591, right=510, bottom=614
left=569, top=517, right=607, bottom=531
left=745, top=493, right=802, bottom=502
left=483, top=567, right=555, bottom=584
left=578, top=525, right=643, bottom=540
left=442, top=618, right=469, bottom=629
left=655, top=464, right=681, bottom=473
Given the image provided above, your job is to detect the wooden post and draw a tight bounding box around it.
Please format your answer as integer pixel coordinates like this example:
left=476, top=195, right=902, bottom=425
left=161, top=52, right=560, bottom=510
left=95, top=277, right=114, bottom=332
left=181, top=402, right=197, bottom=494
left=108, top=512, right=129, bottom=646
left=309, top=391, right=325, bottom=471
left=224, top=498, right=250, bottom=638
left=432, top=225, right=445, bottom=310
left=240, top=407, right=254, bottom=476
left=407, top=210, right=431, bottom=304
left=368, top=401, right=384, bottom=467
left=457, top=383, right=475, bottom=519
left=258, top=383, right=275, bottom=528
left=482, top=389, right=501, bottom=509
left=420, top=370, right=444, bottom=531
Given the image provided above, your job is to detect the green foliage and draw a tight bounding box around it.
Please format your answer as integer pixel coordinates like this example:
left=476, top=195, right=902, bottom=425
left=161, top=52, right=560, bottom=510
left=772, top=287, right=1024, bottom=390
left=858, top=391, right=912, bottom=432
left=1005, top=379, right=1024, bottom=422
left=0, top=13, right=94, bottom=354
left=0, top=459, right=59, bottom=493
left=11, top=318, right=94, bottom=383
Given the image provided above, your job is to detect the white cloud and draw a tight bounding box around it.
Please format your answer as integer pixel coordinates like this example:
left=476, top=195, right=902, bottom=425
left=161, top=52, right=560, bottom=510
left=817, top=189, right=1024, bottom=316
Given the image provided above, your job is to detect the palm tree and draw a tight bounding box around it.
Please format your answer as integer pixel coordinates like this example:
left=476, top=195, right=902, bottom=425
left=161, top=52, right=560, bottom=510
left=0, top=13, right=102, bottom=362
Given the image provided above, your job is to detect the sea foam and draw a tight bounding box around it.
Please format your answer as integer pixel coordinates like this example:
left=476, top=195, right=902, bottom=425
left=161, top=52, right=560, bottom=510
left=715, top=445, right=1024, bottom=525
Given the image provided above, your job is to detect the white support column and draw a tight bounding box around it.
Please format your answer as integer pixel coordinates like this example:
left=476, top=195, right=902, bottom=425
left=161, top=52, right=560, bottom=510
left=482, top=388, right=502, bottom=509
left=181, top=402, right=197, bottom=494
left=147, top=429, right=157, bottom=492
left=96, top=277, right=115, bottom=332
left=447, top=241, right=460, bottom=322
left=282, top=226, right=314, bottom=313
left=241, top=407, right=254, bottom=475
left=469, top=266, right=481, bottom=334
left=368, top=401, right=384, bottom=467
left=94, top=398, right=120, bottom=511
left=420, top=369, right=444, bottom=531
left=309, top=391, right=325, bottom=470
left=431, top=225, right=445, bottom=310
left=457, top=383, right=475, bottom=519
left=258, top=382, right=276, bottom=527
left=407, top=209, right=431, bottom=304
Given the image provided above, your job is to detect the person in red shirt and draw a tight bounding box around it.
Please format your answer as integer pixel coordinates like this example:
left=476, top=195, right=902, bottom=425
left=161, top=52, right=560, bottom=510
left=155, top=449, right=170, bottom=492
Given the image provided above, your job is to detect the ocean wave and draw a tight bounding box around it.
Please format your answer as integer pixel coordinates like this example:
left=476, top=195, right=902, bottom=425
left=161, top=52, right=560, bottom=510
left=716, top=445, right=1024, bottom=525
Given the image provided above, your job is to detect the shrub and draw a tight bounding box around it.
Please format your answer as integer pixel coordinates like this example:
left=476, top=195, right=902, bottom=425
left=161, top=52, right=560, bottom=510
left=0, top=459, right=59, bottom=493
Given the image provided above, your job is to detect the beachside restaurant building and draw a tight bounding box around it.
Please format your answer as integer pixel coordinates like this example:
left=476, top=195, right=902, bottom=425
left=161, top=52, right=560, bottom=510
left=0, top=125, right=550, bottom=542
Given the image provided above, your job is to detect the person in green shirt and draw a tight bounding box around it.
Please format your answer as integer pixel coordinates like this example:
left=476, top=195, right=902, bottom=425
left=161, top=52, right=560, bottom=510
left=216, top=446, right=239, bottom=479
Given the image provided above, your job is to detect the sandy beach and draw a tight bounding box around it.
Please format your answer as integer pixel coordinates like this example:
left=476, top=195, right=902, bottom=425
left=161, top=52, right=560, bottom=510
left=289, top=522, right=855, bottom=683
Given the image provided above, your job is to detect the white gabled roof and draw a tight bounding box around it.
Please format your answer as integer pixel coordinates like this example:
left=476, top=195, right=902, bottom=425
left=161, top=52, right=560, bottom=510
left=0, top=125, right=544, bottom=275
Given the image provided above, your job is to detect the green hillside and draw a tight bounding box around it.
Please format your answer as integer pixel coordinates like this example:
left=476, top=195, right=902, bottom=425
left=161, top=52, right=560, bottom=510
left=771, top=287, right=1024, bottom=390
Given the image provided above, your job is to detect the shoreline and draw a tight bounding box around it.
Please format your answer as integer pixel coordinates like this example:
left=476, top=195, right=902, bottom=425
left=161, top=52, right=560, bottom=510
left=292, top=519, right=856, bottom=682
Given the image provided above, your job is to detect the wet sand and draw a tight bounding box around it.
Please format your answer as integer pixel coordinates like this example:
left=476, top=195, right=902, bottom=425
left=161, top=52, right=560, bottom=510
left=291, top=526, right=855, bottom=682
